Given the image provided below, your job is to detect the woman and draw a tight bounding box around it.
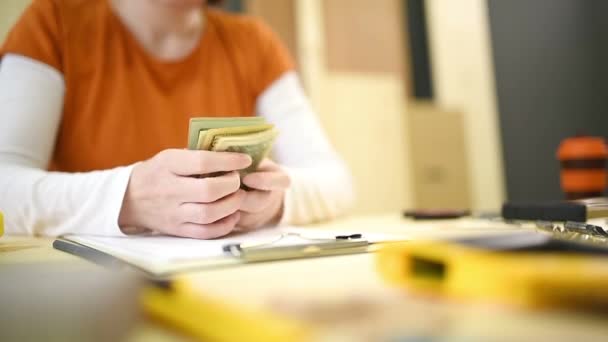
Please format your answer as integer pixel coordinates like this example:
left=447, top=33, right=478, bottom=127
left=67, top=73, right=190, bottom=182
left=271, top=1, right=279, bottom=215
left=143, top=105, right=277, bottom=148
left=0, top=0, right=353, bottom=238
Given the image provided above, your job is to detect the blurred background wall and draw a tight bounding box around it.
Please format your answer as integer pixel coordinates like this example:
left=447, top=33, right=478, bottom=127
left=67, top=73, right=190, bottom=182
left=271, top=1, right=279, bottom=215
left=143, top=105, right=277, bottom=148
left=248, top=0, right=504, bottom=213
left=296, top=0, right=413, bottom=214
left=6, top=1, right=604, bottom=215
left=488, top=0, right=608, bottom=202
left=0, top=0, right=29, bottom=41
left=424, top=0, right=504, bottom=211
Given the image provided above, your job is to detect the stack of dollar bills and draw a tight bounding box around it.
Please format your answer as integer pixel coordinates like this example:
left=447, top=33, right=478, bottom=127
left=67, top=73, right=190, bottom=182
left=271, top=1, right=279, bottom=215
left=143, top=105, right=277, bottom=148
left=188, top=117, right=278, bottom=176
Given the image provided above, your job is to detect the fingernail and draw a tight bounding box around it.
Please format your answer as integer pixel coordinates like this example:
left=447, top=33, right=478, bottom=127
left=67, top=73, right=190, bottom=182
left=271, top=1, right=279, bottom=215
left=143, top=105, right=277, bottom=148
left=242, top=154, right=252, bottom=165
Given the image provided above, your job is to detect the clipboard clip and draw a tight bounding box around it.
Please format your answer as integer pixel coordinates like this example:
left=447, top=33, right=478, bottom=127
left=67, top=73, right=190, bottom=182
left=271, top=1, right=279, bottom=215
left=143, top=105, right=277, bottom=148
left=221, top=233, right=368, bottom=261
left=535, top=221, right=608, bottom=242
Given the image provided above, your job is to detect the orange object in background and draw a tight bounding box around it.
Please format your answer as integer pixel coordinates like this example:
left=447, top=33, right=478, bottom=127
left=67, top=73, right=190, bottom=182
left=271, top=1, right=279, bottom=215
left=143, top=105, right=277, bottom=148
left=557, top=136, right=608, bottom=199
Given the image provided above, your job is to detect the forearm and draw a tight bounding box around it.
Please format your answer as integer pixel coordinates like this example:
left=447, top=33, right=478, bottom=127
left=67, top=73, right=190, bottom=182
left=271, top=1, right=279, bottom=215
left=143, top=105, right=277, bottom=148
left=0, top=163, right=133, bottom=236
left=0, top=54, right=136, bottom=236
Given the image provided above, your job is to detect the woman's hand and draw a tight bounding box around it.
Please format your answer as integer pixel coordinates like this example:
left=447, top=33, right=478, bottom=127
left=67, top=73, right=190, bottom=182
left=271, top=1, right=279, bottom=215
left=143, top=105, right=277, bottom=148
left=238, top=159, right=291, bottom=230
left=118, top=149, right=252, bottom=239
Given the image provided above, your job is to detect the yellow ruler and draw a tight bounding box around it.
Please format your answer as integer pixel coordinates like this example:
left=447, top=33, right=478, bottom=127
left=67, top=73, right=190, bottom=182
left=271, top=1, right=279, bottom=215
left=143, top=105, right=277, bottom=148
left=376, top=235, right=608, bottom=310
left=142, top=280, right=309, bottom=342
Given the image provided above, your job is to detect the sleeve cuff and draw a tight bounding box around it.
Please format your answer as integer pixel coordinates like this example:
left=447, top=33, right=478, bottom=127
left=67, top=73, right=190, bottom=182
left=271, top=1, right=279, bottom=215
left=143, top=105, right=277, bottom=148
left=99, top=164, right=135, bottom=236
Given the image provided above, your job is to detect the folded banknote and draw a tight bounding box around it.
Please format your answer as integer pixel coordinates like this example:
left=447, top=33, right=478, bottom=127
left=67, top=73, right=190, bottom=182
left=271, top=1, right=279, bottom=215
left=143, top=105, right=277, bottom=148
left=188, top=117, right=278, bottom=176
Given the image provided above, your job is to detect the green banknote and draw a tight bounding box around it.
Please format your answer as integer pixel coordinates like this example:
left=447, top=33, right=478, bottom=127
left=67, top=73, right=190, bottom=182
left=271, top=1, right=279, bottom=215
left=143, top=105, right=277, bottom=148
left=210, top=128, right=279, bottom=176
left=187, top=117, right=265, bottom=149
left=197, top=124, right=274, bottom=150
left=187, top=117, right=278, bottom=179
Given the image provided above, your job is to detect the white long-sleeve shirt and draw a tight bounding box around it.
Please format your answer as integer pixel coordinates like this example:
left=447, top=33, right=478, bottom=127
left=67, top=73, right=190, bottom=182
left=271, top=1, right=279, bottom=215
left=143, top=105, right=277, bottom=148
left=0, top=54, right=354, bottom=236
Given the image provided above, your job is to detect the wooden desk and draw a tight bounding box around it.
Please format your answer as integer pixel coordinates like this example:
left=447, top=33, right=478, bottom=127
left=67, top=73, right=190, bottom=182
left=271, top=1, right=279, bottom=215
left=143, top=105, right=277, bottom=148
left=2, top=214, right=608, bottom=341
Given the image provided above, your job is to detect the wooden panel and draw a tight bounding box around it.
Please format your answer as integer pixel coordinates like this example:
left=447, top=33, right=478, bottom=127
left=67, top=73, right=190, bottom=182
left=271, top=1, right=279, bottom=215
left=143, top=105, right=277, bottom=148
left=408, top=102, right=471, bottom=209
left=245, top=0, right=298, bottom=64
left=323, top=0, right=405, bottom=74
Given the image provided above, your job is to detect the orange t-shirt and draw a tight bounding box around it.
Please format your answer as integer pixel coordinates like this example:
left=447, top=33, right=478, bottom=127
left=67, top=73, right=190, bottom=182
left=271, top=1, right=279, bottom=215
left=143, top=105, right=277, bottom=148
left=0, top=0, right=293, bottom=172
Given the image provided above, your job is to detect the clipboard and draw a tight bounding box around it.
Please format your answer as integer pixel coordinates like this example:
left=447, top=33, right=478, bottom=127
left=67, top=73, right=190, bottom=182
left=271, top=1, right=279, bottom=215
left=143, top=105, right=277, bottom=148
left=53, top=230, right=373, bottom=278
